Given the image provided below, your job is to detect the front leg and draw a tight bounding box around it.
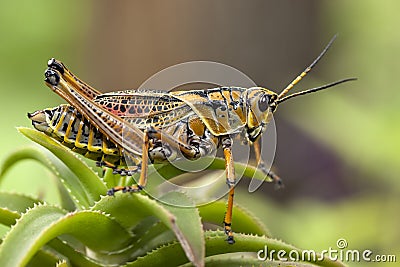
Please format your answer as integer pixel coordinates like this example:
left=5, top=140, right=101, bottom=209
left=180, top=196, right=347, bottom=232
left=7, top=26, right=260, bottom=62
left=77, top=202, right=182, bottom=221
left=253, top=138, right=284, bottom=189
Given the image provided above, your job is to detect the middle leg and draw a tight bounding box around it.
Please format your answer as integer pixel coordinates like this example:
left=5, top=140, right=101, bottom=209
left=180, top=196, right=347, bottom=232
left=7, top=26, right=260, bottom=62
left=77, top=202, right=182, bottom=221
left=107, top=129, right=150, bottom=195
left=221, top=136, right=236, bottom=244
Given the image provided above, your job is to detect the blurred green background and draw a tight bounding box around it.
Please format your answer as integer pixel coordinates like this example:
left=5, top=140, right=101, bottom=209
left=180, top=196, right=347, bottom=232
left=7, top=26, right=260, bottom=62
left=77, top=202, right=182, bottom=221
left=0, top=0, right=398, bottom=266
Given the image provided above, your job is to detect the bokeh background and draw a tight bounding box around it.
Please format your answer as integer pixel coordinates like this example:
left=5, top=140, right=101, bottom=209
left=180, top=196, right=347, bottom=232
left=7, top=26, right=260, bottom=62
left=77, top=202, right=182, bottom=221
left=0, top=1, right=399, bottom=266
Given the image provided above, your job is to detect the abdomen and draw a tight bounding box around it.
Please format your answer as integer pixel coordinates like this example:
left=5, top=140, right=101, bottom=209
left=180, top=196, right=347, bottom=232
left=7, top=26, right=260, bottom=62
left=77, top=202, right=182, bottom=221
left=29, top=104, right=126, bottom=166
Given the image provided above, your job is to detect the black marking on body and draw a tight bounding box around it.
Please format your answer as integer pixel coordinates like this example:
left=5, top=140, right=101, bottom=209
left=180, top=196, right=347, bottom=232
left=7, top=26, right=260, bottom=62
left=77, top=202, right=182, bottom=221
left=220, top=87, right=232, bottom=122
left=227, top=87, right=240, bottom=110
left=51, top=107, right=62, bottom=127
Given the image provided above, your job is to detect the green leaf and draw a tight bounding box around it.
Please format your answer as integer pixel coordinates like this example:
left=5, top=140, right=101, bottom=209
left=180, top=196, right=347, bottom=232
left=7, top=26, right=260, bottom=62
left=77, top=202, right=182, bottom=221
left=0, top=145, right=89, bottom=209
left=92, top=192, right=205, bottom=267
left=17, top=127, right=107, bottom=204
left=0, top=195, right=106, bottom=266
left=0, top=192, right=42, bottom=226
left=56, top=260, right=69, bottom=267
left=27, top=249, right=60, bottom=267
left=128, top=231, right=345, bottom=267
left=89, top=221, right=175, bottom=264
left=204, top=231, right=345, bottom=267
left=179, top=252, right=319, bottom=267
left=91, top=193, right=170, bottom=230
left=0, top=204, right=132, bottom=267
left=129, top=220, right=174, bottom=258
left=126, top=241, right=187, bottom=267
left=0, top=192, right=41, bottom=213
left=0, top=204, right=66, bottom=266
left=198, top=201, right=269, bottom=236
left=153, top=157, right=272, bottom=183
left=47, top=238, right=102, bottom=267
left=0, top=208, right=19, bottom=227
left=159, top=192, right=205, bottom=267
left=102, top=168, right=119, bottom=188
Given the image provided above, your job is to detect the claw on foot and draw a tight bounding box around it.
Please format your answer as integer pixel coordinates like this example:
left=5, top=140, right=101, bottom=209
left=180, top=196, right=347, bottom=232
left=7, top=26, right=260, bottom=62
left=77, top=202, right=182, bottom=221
left=226, top=235, right=235, bottom=244
left=274, top=177, right=284, bottom=190
left=223, top=222, right=235, bottom=244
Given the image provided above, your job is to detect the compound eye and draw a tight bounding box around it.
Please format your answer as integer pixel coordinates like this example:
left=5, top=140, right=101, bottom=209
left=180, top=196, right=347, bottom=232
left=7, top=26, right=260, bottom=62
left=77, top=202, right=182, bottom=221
left=258, top=94, right=270, bottom=112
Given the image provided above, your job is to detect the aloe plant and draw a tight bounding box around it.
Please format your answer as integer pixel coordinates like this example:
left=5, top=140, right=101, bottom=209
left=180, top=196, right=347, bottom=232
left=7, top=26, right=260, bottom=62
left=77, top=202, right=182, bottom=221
left=0, top=128, right=344, bottom=267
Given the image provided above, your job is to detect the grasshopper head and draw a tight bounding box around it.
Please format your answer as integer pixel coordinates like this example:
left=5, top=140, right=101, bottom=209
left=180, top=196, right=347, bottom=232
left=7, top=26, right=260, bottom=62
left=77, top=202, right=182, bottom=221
left=245, top=76, right=356, bottom=142
left=245, top=87, right=278, bottom=141
left=244, top=35, right=357, bottom=141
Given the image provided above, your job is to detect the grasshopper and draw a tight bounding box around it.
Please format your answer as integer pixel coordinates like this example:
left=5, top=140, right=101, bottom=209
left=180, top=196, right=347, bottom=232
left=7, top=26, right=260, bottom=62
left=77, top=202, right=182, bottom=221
left=28, top=35, right=355, bottom=244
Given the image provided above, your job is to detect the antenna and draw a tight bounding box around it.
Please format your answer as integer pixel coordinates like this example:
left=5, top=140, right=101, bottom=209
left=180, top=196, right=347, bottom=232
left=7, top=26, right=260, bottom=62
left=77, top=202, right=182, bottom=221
left=278, top=34, right=338, bottom=99
left=277, top=78, right=357, bottom=104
